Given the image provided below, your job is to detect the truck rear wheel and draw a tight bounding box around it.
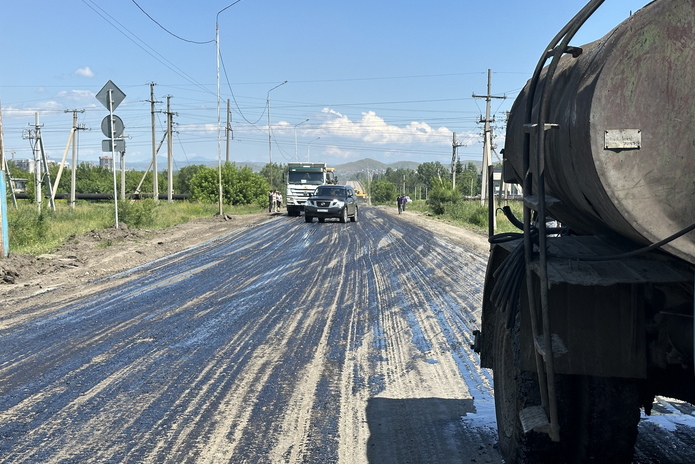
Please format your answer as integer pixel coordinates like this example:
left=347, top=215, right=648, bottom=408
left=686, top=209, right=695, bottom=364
left=493, top=311, right=640, bottom=463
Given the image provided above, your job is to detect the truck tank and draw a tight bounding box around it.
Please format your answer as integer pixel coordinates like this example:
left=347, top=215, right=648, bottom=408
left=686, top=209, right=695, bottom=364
left=503, top=0, right=695, bottom=263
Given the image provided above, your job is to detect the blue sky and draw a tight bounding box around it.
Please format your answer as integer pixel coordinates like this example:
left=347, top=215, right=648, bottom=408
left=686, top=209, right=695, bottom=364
left=0, top=0, right=649, bottom=170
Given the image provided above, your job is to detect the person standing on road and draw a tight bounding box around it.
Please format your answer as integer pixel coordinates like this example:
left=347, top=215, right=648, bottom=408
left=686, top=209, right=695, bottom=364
left=275, top=191, right=283, bottom=213
left=397, top=194, right=404, bottom=214
left=268, top=190, right=274, bottom=213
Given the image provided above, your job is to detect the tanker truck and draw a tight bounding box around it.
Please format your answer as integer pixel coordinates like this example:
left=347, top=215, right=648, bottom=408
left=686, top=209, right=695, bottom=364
left=474, top=0, right=695, bottom=462
left=284, top=162, right=337, bottom=216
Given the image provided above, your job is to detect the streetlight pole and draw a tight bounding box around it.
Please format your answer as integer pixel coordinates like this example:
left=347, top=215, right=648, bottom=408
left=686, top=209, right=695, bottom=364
left=267, top=80, right=287, bottom=188
left=307, top=137, right=320, bottom=162
left=216, top=1, right=242, bottom=216
left=293, top=118, right=308, bottom=161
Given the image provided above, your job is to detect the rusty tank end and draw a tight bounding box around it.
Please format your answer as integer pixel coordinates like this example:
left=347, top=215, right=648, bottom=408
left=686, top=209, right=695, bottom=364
left=504, top=0, right=695, bottom=263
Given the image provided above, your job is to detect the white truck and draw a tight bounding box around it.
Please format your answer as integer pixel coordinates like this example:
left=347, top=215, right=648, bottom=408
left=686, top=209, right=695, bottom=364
left=284, top=162, right=337, bottom=216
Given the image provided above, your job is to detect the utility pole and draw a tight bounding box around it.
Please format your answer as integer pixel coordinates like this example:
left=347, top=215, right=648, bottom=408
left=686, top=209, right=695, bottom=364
left=148, top=83, right=161, bottom=201
left=267, top=81, right=287, bottom=189
left=226, top=99, right=232, bottom=163
left=165, top=95, right=175, bottom=203
left=23, top=114, right=55, bottom=211
left=473, top=69, right=506, bottom=207
left=451, top=132, right=464, bottom=190
left=65, top=109, right=86, bottom=209
left=0, top=104, right=8, bottom=257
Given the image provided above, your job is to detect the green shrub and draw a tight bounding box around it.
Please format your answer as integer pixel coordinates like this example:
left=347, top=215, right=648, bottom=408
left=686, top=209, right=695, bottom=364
left=118, top=199, right=158, bottom=228
left=427, top=185, right=460, bottom=215
left=8, top=208, right=50, bottom=249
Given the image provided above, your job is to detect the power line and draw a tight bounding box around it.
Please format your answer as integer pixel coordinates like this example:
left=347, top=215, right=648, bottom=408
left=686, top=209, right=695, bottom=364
left=81, top=0, right=212, bottom=96
left=130, top=0, right=215, bottom=44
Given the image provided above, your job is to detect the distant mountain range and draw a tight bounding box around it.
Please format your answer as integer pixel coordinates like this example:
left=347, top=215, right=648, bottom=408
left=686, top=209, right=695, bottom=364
left=120, top=157, right=480, bottom=178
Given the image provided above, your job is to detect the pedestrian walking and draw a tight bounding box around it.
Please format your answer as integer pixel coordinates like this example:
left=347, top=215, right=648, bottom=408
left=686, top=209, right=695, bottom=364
left=397, top=194, right=404, bottom=214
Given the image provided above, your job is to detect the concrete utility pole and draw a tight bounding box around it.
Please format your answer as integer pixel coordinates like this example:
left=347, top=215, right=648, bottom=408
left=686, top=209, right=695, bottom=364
left=148, top=83, right=160, bottom=201
left=267, top=81, right=287, bottom=188
left=165, top=95, right=175, bottom=203
left=473, top=69, right=506, bottom=207
left=226, top=99, right=232, bottom=163
left=451, top=132, right=464, bottom=190
left=65, top=109, right=86, bottom=209
left=23, top=114, right=55, bottom=212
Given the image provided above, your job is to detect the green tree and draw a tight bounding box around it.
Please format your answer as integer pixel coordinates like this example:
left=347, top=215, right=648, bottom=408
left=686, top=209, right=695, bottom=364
left=176, top=164, right=206, bottom=194
left=190, top=163, right=269, bottom=205
left=260, top=162, right=285, bottom=191
left=417, top=161, right=449, bottom=189
left=74, top=164, right=113, bottom=194
left=370, top=179, right=397, bottom=205
left=458, top=162, right=480, bottom=197
left=381, top=168, right=419, bottom=195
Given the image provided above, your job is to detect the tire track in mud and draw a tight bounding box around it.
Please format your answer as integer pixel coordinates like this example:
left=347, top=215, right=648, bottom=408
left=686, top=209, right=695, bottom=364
left=0, top=208, right=502, bottom=463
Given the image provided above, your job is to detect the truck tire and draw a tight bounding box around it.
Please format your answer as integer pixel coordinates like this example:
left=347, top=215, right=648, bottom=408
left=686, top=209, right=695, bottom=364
left=493, top=311, right=640, bottom=463
left=493, top=313, right=558, bottom=463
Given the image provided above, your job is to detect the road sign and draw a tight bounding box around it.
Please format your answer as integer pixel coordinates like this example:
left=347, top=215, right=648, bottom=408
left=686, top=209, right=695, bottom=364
left=96, top=80, right=126, bottom=111
left=102, top=139, right=126, bottom=152
left=101, top=115, right=124, bottom=138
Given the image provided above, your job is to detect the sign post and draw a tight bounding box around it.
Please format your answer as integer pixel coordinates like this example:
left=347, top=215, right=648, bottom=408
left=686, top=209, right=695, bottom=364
left=96, top=80, right=126, bottom=229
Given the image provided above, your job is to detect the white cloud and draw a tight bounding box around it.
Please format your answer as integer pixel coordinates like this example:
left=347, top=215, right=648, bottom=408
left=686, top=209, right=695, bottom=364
left=177, top=123, right=218, bottom=134
left=2, top=100, right=65, bottom=119
left=75, top=67, right=94, bottom=78
left=317, top=108, right=455, bottom=146
left=55, top=89, right=95, bottom=101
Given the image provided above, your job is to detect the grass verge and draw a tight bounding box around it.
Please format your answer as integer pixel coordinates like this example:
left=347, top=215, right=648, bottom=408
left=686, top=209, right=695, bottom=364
left=6, top=200, right=264, bottom=255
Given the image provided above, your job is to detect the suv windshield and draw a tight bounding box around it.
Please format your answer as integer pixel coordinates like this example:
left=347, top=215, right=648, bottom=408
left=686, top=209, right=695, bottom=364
left=315, top=186, right=347, bottom=197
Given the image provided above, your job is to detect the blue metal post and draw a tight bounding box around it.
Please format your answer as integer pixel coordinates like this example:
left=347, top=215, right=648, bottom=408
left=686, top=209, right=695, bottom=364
left=0, top=172, right=8, bottom=257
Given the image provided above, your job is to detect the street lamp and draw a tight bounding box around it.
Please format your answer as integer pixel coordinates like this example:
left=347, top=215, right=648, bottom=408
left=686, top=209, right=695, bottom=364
left=293, top=119, right=309, bottom=161
left=216, top=2, right=243, bottom=216
left=267, top=80, right=287, bottom=188
left=307, top=137, right=320, bottom=162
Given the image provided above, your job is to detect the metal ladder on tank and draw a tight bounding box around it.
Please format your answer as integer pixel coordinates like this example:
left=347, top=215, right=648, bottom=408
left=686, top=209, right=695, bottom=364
left=517, top=0, right=605, bottom=443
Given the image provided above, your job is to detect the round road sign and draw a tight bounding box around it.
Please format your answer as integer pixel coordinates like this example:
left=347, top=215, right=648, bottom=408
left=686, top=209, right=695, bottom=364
left=101, top=115, right=125, bottom=138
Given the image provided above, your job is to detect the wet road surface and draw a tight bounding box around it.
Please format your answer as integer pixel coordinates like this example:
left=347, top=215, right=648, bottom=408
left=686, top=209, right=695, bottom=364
left=1, top=207, right=694, bottom=463
left=0, top=208, right=499, bottom=463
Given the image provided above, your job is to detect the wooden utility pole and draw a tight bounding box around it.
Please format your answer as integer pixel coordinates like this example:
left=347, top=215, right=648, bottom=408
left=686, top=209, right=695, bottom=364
left=473, top=69, right=506, bottom=206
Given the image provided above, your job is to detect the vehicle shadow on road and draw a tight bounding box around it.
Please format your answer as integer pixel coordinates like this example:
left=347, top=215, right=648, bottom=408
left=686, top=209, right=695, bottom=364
left=366, top=397, right=502, bottom=463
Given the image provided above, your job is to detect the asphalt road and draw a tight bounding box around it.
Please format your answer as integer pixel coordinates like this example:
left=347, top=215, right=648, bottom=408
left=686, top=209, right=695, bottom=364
left=0, top=207, right=500, bottom=464
left=2, top=207, right=694, bottom=463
